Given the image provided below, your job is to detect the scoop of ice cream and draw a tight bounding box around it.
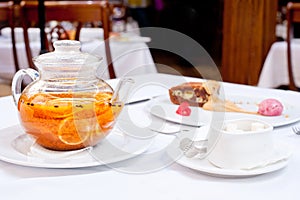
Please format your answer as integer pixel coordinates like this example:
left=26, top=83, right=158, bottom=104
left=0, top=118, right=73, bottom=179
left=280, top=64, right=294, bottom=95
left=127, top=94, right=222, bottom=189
left=258, top=99, right=283, bottom=116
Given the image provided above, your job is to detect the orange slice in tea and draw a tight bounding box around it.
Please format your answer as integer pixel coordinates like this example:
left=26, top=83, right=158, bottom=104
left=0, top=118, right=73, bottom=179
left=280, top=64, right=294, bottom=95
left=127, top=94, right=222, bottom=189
left=58, top=117, right=91, bottom=145
left=95, top=92, right=112, bottom=102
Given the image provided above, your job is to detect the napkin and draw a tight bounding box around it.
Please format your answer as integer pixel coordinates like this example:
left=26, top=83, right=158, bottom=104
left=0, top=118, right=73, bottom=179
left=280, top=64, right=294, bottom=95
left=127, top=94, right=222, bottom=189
left=208, top=142, right=291, bottom=170
left=239, top=143, right=292, bottom=170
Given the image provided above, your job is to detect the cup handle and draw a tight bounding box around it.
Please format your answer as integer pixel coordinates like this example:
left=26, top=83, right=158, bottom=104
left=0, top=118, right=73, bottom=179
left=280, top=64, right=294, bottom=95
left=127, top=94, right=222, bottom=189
left=11, top=68, right=39, bottom=106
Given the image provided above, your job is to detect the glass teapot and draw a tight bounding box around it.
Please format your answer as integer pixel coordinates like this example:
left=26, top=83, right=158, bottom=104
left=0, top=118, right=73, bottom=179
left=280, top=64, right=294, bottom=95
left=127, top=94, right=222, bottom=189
left=12, top=40, right=133, bottom=151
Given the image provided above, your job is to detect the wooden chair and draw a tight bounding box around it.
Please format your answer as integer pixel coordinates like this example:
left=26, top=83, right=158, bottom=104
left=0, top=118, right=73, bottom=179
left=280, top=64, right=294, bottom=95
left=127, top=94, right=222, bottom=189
left=0, top=1, right=19, bottom=74
left=286, top=2, right=300, bottom=91
left=20, top=0, right=116, bottom=79
left=0, top=2, right=10, bottom=31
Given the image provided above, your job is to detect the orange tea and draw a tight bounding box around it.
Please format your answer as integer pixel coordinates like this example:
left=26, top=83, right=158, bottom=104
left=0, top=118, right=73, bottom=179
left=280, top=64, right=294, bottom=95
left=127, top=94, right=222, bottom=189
left=18, top=92, right=119, bottom=151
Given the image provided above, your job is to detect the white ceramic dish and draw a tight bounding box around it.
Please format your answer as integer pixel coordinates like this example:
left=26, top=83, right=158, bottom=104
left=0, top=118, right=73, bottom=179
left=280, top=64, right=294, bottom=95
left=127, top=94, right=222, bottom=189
left=175, top=142, right=292, bottom=178
left=0, top=125, right=152, bottom=168
left=147, top=95, right=300, bottom=127
left=207, top=119, right=274, bottom=170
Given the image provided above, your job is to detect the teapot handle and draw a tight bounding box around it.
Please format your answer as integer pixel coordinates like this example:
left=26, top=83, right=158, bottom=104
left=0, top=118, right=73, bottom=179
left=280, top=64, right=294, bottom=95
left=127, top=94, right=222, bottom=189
left=12, top=68, right=39, bottom=106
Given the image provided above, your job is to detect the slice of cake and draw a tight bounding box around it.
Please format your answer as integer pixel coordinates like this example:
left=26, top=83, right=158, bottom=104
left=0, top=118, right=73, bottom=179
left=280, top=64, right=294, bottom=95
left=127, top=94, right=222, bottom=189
left=168, top=80, right=280, bottom=116
left=168, top=80, right=220, bottom=107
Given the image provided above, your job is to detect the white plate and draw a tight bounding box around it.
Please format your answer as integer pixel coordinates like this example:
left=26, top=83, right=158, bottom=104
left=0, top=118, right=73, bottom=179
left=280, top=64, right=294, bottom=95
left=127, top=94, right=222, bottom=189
left=0, top=125, right=152, bottom=168
left=174, top=142, right=292, bottom=178
left=147, top=95, right=300, bottom=127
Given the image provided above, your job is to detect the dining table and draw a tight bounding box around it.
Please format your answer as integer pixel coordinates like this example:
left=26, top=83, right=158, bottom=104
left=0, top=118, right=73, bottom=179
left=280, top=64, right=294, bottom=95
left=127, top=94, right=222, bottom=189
left=258, top=40, right=300, bottom=88
left=0, top=27, right=156, bottom=80
left=0, top=73, right=300, bottom=200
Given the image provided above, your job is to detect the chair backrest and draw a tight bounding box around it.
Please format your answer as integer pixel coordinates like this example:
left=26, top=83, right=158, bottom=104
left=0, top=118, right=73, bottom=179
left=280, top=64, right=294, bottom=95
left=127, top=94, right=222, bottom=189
left=286, top=2, right=300, bottom=91
left=0, top=1, right=19, bottom=73
left=20, top=0, right=116, bottom=79
left=0, top=2, right=10, bottom=29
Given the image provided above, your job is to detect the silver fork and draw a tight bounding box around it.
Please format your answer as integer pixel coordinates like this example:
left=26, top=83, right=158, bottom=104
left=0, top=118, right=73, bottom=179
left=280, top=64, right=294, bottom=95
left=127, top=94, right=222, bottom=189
left=292, top=126, right=300, bottom=135
left=179, top=138, right=208, bottom=158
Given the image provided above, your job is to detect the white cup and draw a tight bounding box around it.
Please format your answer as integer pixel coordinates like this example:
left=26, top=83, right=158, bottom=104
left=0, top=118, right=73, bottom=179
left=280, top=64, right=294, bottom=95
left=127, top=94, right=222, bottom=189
left=207, top=119, right=274, bottom=169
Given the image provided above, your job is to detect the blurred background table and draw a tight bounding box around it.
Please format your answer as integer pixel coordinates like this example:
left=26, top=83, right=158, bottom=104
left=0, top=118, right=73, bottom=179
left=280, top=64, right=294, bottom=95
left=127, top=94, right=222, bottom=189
left=0, top=27, right=156, bottom=80
left=258, top=40, right=300, bottom=88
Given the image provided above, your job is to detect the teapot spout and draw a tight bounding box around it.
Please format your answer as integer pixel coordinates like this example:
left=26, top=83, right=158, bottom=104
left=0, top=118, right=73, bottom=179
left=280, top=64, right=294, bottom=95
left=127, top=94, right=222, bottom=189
left=110, top=78, right=134, bottom=116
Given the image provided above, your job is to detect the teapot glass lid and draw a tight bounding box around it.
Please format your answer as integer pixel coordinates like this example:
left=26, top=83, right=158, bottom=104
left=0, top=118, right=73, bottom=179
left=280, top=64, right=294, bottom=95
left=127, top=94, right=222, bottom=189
left=32, top=40, right=102, bottom=70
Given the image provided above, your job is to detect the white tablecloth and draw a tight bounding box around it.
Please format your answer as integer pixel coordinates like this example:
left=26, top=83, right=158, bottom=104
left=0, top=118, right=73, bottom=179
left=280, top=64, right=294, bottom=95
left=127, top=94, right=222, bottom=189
left=258, top=40, right=300, bottom=88
left=0, top=28, right=156, bottom=80
left=1, top=73, right=300, bottom=200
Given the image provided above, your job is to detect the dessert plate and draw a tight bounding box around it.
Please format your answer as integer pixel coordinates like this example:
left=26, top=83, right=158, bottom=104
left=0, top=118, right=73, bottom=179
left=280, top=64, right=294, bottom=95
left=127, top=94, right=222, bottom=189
left=0, top=125, right=153, bottom=168
left=147, top=95, right=300, bottom=127
left=174, top=142, right=292, bottom=178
